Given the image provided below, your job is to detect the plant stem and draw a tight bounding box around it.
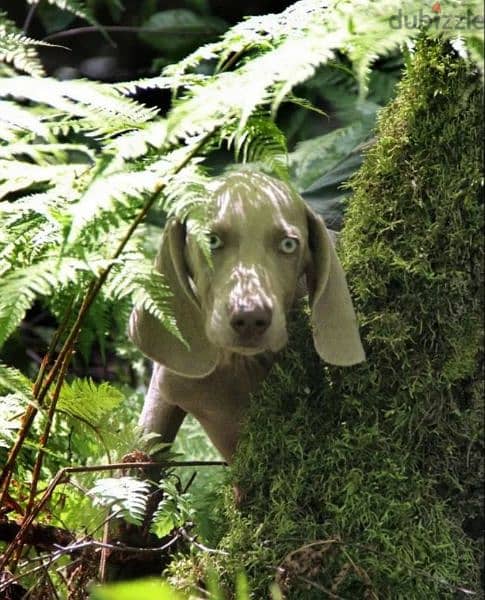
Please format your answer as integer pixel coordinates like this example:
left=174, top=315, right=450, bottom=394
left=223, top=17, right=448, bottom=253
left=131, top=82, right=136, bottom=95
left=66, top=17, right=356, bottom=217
left=0, top=300, right=74, bottom=498
left=0, top=130, right=215, bottom=572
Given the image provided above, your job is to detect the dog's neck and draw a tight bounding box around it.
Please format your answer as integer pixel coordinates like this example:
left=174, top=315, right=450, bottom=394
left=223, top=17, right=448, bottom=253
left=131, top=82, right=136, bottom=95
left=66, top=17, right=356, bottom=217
left=217, top=348, right=275, bottom=375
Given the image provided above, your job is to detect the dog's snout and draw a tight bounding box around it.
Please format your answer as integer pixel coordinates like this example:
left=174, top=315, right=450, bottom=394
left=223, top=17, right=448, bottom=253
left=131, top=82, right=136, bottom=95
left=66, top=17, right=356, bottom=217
left=230, top=306, right=272, bottom=338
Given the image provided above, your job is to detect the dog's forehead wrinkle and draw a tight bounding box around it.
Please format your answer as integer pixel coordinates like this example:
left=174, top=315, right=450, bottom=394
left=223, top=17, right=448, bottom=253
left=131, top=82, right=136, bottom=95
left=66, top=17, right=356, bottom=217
left=213, top=173, right=297, bottom=224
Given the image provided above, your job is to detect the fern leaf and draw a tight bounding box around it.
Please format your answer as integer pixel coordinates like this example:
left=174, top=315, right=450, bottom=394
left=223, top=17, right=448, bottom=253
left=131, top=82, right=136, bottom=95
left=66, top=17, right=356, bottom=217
left=89, top=476, right=150, bottom=525
left=0, top=100, right=50, bottom=139
left=0, top=363, right=33, bottom=448
left=0, top=257, right=94, bottom=348
left=66, top=169, right=162, bottom=243
left=0, top=77, right=158, bottom=137
left=150, top=478, right=194, bottom=539
left=225, top=116, right=288, bottom=180
left=106, top=120, right=168, bottom=164
left=0, top=142, right=95, bottom=165
left=106, top=258, right=183, bottom=344
left=0, top=394, right=27, bottom=448
left=57, top=378, right=124, bottom=426
left=0, top=362, right=32, bottom=402
left=0, top=159, right=87, bottom=199
left=113, top=73, right=206, bottom=96
left=0, top=12, right=47, bottom=77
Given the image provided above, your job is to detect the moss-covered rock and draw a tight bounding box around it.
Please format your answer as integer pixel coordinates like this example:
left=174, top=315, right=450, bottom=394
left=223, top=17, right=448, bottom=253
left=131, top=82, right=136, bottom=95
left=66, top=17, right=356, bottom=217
left=168, top=38, right=484, bottom=598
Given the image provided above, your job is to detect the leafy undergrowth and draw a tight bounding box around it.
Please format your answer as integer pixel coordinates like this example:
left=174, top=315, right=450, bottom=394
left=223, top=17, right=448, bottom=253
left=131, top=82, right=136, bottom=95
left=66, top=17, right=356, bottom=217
left=167, top=38, right=484, bottom=599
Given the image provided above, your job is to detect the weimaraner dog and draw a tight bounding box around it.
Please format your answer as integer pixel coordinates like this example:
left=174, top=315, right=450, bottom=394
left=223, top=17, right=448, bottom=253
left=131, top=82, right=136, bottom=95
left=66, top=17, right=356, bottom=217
left=129, top=170, right=365, bottom=462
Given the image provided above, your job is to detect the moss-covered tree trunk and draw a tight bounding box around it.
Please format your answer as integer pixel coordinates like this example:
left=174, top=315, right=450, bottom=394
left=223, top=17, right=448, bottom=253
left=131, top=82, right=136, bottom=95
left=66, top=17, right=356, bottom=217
left=170, top=38, right=484, bottom=599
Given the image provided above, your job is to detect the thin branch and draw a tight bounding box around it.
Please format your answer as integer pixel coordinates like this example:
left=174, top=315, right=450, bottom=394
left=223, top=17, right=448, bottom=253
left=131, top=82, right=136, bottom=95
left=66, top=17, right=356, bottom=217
left=0, top=297, right=75, bottom=500
left=26, top=349, right=73, bottom=516
left=179, top=527, right=229, bottom=555
left=44, top=25, right=222, bottom=42
left=0, top=533, right=181, bottom=593
left=23, top=1, right=39, bottom=35
left=296, top=576, right=347, bottom=600
left=0, top=458, right=225, bottom=569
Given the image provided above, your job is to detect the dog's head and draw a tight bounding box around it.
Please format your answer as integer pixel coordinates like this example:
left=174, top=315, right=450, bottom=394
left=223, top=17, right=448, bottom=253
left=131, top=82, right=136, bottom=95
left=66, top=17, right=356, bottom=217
left=129, top=170, right=365, bottom=377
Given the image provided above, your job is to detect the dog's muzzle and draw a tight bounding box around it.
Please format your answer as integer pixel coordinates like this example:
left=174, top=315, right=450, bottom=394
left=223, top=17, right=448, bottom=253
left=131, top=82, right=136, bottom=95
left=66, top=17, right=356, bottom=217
left=228, top=303, right=273, bottom=344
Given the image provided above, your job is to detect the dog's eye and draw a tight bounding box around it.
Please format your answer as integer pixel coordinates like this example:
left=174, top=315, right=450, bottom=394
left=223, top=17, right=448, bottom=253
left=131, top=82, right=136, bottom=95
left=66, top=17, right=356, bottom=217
left=208, top=233, right=224, bottom=250
left=279, top=237, right=299, bottom=254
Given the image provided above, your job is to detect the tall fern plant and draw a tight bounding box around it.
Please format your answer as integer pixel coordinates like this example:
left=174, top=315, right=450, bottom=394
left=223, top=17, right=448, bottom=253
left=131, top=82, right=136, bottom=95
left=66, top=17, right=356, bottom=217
left=0, top=0, right=483, bottom=589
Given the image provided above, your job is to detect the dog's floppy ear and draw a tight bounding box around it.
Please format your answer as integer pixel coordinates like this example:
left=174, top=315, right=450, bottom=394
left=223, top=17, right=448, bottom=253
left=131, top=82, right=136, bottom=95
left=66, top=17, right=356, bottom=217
left=305, top=206, right=365, bottom=366
left=129, top=220, right=219, bottom=377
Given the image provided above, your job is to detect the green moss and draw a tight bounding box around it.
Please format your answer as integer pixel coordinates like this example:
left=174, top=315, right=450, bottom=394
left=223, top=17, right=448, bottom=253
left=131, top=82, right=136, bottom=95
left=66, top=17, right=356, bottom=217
left=168, top=39, right=483, bottom=598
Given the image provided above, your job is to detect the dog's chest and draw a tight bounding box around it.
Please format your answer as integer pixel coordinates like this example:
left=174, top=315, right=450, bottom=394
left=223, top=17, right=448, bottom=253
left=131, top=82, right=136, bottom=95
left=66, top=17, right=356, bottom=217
left=161, top=354, right=272, bottom=420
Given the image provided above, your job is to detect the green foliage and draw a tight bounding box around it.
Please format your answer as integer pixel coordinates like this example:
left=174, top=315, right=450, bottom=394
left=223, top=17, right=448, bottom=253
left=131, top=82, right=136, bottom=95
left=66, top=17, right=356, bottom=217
left=150, top=478, right=195, bottom=539
left=140, top=9, right=227, bottom=58
left=0, top=12, right=50, bottom=77
left=89, top=476, right=151, bottom=525
left=1, top=0, right=482, bottom=357
left=91, top=578, right=189, bottom=600
left=57, top=377, right=123, bottom=439
left=168, top=38, right=483, bottom=598
left=0, top=2, right=483, bottom=598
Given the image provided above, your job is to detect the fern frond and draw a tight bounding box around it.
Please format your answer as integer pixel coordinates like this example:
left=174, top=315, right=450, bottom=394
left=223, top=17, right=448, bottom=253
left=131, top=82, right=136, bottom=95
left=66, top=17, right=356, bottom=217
left=106, top=258, right=182, bottom=344
left=57, top=378, right=124, bottom=426
left=0, top=394, right=27, bottom=448
left=150, top=477, right=194, bottom=538
left=89, top=476, right=150, bottom=525
left=0, top=362, right=33, bottom=402
left=0, top=159, right=87, bottom=199
left=106, top=120, right=168, bottom=163
left=0, top=77, right=158, bottom=137
left=165, top=0, right=483, bottom=145
left=66, top=169, right=162, bottom=243
left=113, top=73, right=206, bottom=96
left=0, top=257, right=96, bottom=348
left=225, top=116, right=288, bottom=180
left=160, top=164, right=215, bottom=260
left=0, top=100, right=50, bottom=139
left=0, top=12, right=47, bottom=77
left=0, top=142, right=95, bottom=165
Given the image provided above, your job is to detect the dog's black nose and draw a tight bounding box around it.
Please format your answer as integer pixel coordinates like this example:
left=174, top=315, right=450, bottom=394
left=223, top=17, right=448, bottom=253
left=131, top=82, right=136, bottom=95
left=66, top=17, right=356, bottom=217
left=230, top=306, right=272, bottom=338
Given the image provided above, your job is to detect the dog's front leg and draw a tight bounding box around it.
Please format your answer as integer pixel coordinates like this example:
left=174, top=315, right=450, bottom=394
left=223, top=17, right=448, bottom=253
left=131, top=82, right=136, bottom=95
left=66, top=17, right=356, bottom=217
left=140, top=363, right=187, bottom=447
